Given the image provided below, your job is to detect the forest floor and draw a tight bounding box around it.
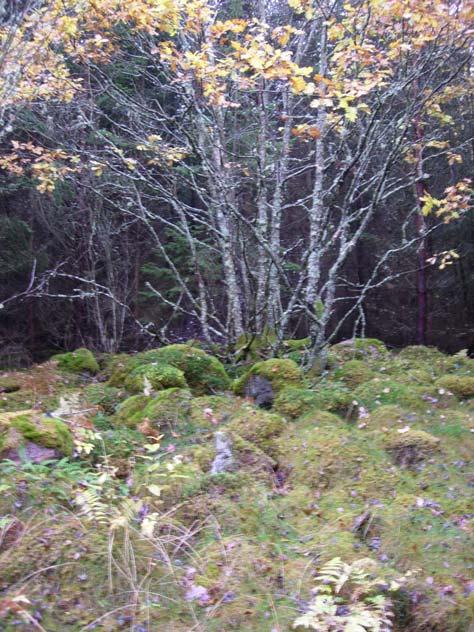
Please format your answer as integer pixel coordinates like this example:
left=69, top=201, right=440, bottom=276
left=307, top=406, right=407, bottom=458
left=0, top=340, right=472, bottom=631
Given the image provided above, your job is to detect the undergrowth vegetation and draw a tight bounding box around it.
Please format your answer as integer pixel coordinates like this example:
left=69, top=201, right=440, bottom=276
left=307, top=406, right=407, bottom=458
left=0, top=341, right=472, bottom=631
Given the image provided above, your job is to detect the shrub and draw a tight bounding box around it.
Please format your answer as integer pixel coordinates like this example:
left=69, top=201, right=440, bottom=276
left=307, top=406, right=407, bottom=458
left=53, top=348, right=99, bottom=374
left=293, top=557, right=395, bottom=631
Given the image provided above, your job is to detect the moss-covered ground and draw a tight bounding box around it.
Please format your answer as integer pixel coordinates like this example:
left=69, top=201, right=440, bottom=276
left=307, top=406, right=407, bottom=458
left=0, top=341, right=472, bottom=631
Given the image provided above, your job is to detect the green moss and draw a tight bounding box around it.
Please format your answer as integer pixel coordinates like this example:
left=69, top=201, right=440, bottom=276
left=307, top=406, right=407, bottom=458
left=384, top=429, right=440, bottom=466
left=7, top=412, right=73, bottom=455
left=283, top=337, right=311, bottom=351
left=333, top=360, right=375, bottom=388
left=353, top=378, right=428, bottom=411
left=443, top=353, right=474, bottom=376
left=107, top=355, right=141, bottom=387
left=234, top=329, right=278, bottom=361
left=52, top=348, right=99, bottom=374
left=330, top=338, right=388, bottom=362
left=112, top=394, right=151, bottom=427
left=274, top=387, right=322, bottom=418
left=190, top=395, right=242, bottom=430
left=0, top=377, right=21, bottom=393
left=139, top=344, right=230, bottom=394
left=280, top=381, right=353, bottom=417
left=435, top=375, right=474, bottom=399
left=124, top=363, right=187, bottom=394
left=369, top=405, right=415, bottom=428
left=397, top=345, right=446, bottom=363
left=298, top=409, right=343, bottom=426
left=83, top=384, right=124, bottom=414
left=233, top=358, right=302, bottom=395
left=141, top=388, right=193, bottom=432
left=227, top=404, right=286, bottom=453
left=275, top=422, right=379, bottom=490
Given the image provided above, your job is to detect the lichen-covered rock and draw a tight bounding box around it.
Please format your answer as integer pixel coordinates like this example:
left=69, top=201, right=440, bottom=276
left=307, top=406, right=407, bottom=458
left=124, top=363, right=187, bottom=394
left=227, top=404, right=286, bottom=454
left=330, top=338, right=388, bottom=362
left=333, top=360, right=375, bottom=388
left=0, top=410, right=73, bottom=459
left=233, top=358, right=302, bottom=397
left=113, top=394, right=151, bottom=427
left=385, top=430, right=440, bottom=467
left=435, top=375, right=474, bottom=399
left=210, top=431, right=235, bottom=474
left=139, top=345, right=230, bottom=394
left=52, top=348, right=99, bottom=374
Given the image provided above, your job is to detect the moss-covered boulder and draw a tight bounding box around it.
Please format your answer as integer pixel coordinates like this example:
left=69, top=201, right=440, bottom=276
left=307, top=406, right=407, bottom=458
left=0, top=410, right=74, bottom=459
left=113, top=394, right=151, bottom=428
left=227, top=405, right=286, bottom=454
left=52, top=348, right=99, bottom=374
left=385, top=429, right=440, bottom=467
left=274, top=414, right=368, bottom=489
left=368, top=405, right=415, bottom=428
left=273, top=387, right=321, bottom=418
left=330, top=338, right=388, bottom=362
left=106, top=354, right=141, bottom=387
left=397, top=345, right=446, bottom=364
left=190, top=395, right=243, bottom=430
left=353, top=377, right=428, bottom=411
left=140, top=388, right=193, bottom=432
left=435, top=375, right=474, bottom=399
left=333, top=359, right=375, bottom=388
left=139, top=345, right=230, bottom=395
left=233, top=358, right=302, bottom=397
left=124, top=363, right=187, bottom=394
left=0, top=376, right=21, bottom=393
left=275, top=381, right=353, bottom=418
left=188, top=431, right=276, bottom=486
